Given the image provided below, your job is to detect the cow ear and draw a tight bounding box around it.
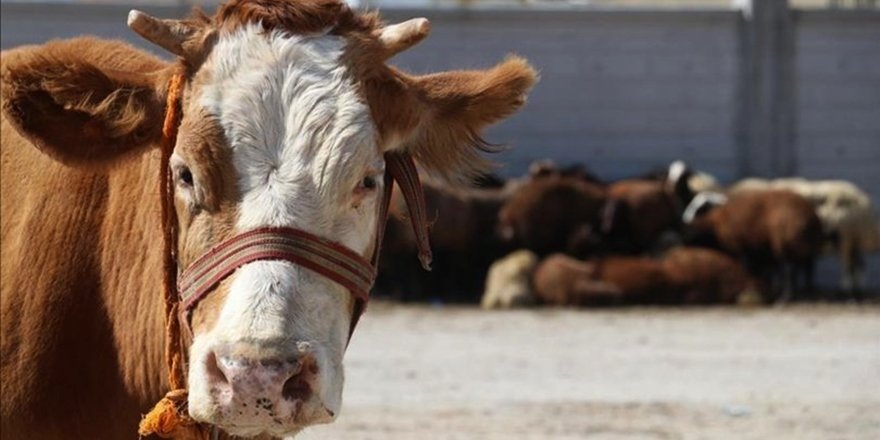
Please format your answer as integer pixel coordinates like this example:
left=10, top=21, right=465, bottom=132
left=379, top=56, right=537, bottom=181
left=1, top=37, right=171, bottom=165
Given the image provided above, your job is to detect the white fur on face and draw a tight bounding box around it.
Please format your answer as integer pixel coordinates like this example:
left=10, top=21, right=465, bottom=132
left=667, top=160, right=687, bottom=186
left=682, top=191, right=728, bottom=224
left=186, top=24, right=382, bottom=432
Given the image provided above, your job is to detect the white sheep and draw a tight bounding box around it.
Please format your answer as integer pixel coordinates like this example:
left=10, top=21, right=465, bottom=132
left=728, top=177, right=772, bottom=194
left=481, top=250, right=539, bottom=309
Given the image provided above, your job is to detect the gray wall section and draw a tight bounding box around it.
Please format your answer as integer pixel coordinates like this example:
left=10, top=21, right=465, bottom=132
left=792, top=11, right=880, bottom=289
left=384, top=10, right=744, bottom=184
left=2, top=3, right=878, bottom=288
left=795, top=12, right=880, bottom=199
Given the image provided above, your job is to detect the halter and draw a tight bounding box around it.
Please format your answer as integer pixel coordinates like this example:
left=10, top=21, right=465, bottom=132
left=175, top=154, right=430, bottom=339
left=139, top=72, right=432, bottom=439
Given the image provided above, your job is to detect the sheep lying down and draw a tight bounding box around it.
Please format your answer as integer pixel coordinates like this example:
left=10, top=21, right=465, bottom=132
left=481, top=247, right=763, bottom=308
left=481, top=250, right=540, bottom=309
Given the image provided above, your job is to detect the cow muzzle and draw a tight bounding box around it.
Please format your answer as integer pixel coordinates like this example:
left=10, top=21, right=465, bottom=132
left=190, top=341, right=336, bottom=436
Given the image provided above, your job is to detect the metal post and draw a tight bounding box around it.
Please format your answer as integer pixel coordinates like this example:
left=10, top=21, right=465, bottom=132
left=737, top=0, right=796, bottom=178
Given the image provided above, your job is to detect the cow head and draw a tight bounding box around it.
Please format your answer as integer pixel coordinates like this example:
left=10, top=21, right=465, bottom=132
left=0, top=0, right=535, bottom=436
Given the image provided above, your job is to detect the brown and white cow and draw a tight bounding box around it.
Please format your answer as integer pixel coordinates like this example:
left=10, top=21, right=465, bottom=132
left=0, top=0, right=536, bottom=438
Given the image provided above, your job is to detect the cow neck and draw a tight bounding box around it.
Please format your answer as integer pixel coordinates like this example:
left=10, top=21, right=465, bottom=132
left=140, top=71, right=433, bottom=440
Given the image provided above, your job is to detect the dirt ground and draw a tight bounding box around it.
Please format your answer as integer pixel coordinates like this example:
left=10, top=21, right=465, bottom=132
left=300, top=303, right=880, bottom=440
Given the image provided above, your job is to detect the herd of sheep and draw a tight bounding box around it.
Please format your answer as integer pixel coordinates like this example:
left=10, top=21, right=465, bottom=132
left=374, top=160, right=879, bottom=308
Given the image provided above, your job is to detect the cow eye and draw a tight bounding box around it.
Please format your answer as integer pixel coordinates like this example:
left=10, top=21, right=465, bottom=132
left=179, top=167, right=194, bottom=187
left=359, top=175, right=377, bottom=191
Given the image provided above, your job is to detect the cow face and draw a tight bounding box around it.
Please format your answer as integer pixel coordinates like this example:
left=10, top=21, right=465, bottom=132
left=136, top=1, right=535, bottom=437
left=169, top=25, right=383, bottom=436
left=1, top=0, right=534, bottom=436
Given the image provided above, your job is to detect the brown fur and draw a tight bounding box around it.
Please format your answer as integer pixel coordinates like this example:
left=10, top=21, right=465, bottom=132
left=588, top=256, right=678, bottom=304
left=531, top=255, right=625, bottom=306
left=661, top=247, right=762, bottom=304
left=603, top=180, right=678, bottom=252
left=1, top=1, right=534, bottom=438
left=398, top=57, right=537, bottom=180
left=0, top=38, right=172, bottom=165
left=527, top=160, right=603, bottom=184
left=1, top=116, right=167, bottom=440
left=687, top=189, right=823, bottom=299
left=498, top=176, right=607, bottom=256
left=532, top=249, right=758, bottom=307
left=0, top=38, right=172, bottom=440
left=691, top=190, right=824, bottom=264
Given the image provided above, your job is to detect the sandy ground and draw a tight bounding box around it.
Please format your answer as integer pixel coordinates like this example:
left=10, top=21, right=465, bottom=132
left=299, top=303, right=880, bottom=440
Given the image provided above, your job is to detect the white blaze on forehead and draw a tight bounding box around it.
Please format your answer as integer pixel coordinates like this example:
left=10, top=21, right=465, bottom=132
left=199, top=24, right=378, bottom=248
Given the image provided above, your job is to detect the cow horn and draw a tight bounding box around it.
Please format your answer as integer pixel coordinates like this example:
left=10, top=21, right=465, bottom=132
left=128, top=10, right=198, bottom=58
left=378, top=18, right=431, bottom=58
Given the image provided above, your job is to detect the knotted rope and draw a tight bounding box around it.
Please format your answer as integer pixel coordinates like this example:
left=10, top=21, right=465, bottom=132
left=139, top=72, right=210, bottom=440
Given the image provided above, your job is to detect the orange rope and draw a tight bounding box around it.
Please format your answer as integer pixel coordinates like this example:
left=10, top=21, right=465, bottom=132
left=161, top=72, right=186, bottom=392
left=139, top=72, right=209, bottom=440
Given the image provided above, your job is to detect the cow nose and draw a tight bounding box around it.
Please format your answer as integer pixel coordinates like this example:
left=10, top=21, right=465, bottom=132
left=207, top=345, right=318, bottom=410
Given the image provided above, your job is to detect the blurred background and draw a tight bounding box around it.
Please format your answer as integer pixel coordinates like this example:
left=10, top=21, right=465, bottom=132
left=2, top=0, right=878, bottom=290
left=2, top=1, right=878, bottom=439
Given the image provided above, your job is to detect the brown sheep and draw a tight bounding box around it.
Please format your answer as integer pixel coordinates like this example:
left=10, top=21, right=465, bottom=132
left=730, top=177, right=879, bottom=296
left=602, top=179, right=681, bottom=254
left=685, top=189, right=824, bottom=301
left=532, top=248, right=761, bottom=307
left=661, top=247, right=763, bottom=305
left=527, top=159, right=604, bottom=185
left=532, top=254, right=676, bottom=306
left=498, top=176, right=607, bottom=257
left=531, top=254, right=630, bottom=306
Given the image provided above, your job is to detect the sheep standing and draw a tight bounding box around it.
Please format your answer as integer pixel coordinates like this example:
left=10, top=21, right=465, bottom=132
left=603, top=179, right=680, bottom=254
left=498, top=176, right=607, bottom=256
left=685, top=189, right=824, bottom=301
left=666, top=160, right=723, bottom=196
left=730, top=178, right=879, bottom=295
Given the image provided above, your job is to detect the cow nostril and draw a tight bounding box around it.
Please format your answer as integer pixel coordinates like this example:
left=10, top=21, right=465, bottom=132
left=281, top=355, right=316, bottom=402
left=282, top=373, right=312, bottom=402
left=206, top=351, right=230, bottom=386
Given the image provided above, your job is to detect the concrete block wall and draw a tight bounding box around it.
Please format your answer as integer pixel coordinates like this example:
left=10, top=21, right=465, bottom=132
left=383, top=9, right=744, bottom=183
left=795, top=11, right=880, bottom=201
